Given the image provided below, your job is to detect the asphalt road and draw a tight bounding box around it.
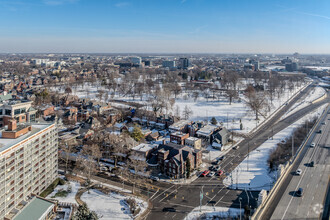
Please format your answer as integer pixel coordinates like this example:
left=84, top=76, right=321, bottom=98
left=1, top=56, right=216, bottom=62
left=269, top=106, right=330, bottom=220
left=144, top=85, right=330, bottom=220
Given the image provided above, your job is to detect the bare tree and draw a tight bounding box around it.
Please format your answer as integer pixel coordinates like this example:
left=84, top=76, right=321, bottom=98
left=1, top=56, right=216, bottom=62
left=182, top=105, right=193, bottom=120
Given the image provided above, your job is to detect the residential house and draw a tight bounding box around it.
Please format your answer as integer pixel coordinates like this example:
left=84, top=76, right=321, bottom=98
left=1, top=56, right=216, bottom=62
left=151, top=143, right=202, bottom=179
left=170, top=132, right=189, bottom=145
left=185, top=137, right=202, bottom=150
left=168, top=120, right=192, bottom=133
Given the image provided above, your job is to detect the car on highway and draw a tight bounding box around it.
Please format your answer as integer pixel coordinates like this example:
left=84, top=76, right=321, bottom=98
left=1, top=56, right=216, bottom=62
left=208, top=171, right=215, bottom=177
left=162, top=207, right=176, bottom=212
left=321, top=121, right=326, bottom=125
left=296, top=188, right=303, bottom=197
left=317, top=129, right=322, bottom=133
left=217, top=170, right=224, bottom=176
left=310, top=142, right=315, bottom=148
left=296, top=169, right=302, bottom=175
left=219, top=155, right=225, bottom=161
left=201, top=170, right=210, bottom=177
left=310, top=161, right=314, bottom=167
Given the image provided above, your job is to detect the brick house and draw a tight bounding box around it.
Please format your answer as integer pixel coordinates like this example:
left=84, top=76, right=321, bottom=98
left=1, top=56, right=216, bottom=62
left=170, top=132, right=189, bottom=145
left=152, top=143, right=202, bottom=179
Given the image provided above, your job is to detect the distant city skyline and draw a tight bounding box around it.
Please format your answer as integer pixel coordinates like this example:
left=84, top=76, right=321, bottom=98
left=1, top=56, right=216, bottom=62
left=0, top=0, right=330, bottom=53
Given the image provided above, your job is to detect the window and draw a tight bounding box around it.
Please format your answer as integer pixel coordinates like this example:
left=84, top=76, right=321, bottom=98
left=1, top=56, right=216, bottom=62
left=30, top=114, right=36, bottom=122
left=14, top=109, right=20, bottom=115
left=5, top=109, right=11, bottom=115
left=21, top=116, right=25, bottom=120
left=0, top=109, right=2, bottom=115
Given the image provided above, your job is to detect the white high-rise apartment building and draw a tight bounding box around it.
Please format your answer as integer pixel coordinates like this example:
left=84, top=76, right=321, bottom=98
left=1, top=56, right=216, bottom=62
left=0, top=120, right=58, bottom=219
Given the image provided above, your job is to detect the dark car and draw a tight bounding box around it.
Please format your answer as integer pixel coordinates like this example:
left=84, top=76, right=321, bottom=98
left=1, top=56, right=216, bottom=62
left=310, top=161, right=314, bottom=167
left=163, top=207, right=176, bottom=212
left=296, top=188, right=303, bottom=197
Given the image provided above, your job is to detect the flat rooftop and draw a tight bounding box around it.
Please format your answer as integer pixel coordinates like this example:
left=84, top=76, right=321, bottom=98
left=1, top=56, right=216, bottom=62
left=0, top=123, right=53, bottom=153
left=13, top=197, right=55, bottom=220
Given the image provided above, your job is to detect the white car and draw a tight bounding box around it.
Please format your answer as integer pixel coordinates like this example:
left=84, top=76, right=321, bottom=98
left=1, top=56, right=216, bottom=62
left=310, top=143, right=315, bottom=147
left=207, top=171, right=215, bottom=177
left=296, top=169, right=302, bottom=175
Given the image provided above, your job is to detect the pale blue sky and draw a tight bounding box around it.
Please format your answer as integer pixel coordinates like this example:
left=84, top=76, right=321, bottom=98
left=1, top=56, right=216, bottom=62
left=0, top=0, right=329, bottom=53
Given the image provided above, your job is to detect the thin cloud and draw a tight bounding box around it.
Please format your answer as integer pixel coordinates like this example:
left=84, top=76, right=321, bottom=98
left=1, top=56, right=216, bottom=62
left=297, top=11, right=330, bottom=20
left=42, top=0, right=79, bottom=6
left=115, top=2, right=130, bottom=8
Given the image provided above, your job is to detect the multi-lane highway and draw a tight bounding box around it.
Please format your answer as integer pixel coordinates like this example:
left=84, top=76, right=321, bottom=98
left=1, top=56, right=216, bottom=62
left=269, top=106, right=330, bottom=220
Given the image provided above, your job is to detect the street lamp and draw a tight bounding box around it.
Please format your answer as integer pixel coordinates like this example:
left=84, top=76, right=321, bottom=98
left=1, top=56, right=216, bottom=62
left=239, top=197, right=242, bottom=220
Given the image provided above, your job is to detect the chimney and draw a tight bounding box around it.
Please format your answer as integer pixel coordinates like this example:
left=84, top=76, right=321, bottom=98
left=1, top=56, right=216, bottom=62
left=8, top=119, right=17, bottom=131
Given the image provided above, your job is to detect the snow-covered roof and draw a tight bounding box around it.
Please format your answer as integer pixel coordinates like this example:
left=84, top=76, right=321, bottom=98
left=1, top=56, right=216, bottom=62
left=196, top=124, right=218, bottom=137
left=132, top=143, right=158, bottom=152
left=169, top=120, right=191, bottom=130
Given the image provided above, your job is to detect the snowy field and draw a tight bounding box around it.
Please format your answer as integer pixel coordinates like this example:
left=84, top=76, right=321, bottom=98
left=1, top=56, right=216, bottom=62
left=47, top=181, right=81, bottom=205
left=281, top=86, right=326, bottom=120
left=184, top=206, right=242, bottom=220
left=51, top=79, right=309, bottom=134
left=81, top=189, right=147, bottom=220
left=223, top=103, right=328, bottom=191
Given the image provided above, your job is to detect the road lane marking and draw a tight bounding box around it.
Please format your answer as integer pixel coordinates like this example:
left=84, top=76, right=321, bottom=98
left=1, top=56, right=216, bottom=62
left=149, top=189, right=160, bottom=200
left=151, top=185, right=175, bottom=201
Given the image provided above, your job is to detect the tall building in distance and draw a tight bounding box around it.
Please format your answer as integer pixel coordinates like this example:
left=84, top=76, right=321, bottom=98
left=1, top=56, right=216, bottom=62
left=162, top=60, right=176, bottom=69
left=129, top=57, right=142, bottom=66
left=178, top=58, right=190, bottom=69
left=0, top=121, right=58, bottom=219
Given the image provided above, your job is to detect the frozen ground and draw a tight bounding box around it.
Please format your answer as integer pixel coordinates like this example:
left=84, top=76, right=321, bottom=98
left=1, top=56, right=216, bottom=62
left=81, top=189, right=147, bottom=220
left=51, top=80, right=309, bottom=135
left=47, top=181, right=81, bottom=205
left=223, top=103, right=328, bottom=191
left=281, top=86, right=326, bottom=120
left=184, top=206, right=242, bottom=220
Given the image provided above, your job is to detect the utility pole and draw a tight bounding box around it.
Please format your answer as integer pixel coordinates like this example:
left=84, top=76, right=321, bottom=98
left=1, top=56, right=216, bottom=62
left=292, top=134, right=294, bottom=157
left=247, top=141, right=250, bottom=171
left=200, top=185, right=204, bottom=212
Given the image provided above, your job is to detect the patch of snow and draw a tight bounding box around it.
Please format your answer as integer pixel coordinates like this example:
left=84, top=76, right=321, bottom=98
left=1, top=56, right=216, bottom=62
left=81, top=189, right=147, bottom=220
left=47, top=181, right=81, bottom=205
left=184, top=206, right=243, bottom=220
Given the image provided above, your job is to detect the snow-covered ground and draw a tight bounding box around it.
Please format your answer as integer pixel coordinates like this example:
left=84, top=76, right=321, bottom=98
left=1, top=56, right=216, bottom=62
left=51, top=80, right=309, bottom=135
left=81, top=189, right=147, bottom=220
left=281, top=86, right=326, bottom=120
left=47, top=181, right=81, bottom=205
left=223, top=103, right=328, bottom=191
left=184, top=206, right=242, bottom=220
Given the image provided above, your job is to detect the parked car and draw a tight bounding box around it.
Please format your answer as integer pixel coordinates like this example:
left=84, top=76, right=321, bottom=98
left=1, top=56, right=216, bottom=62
left=318, top=129, right=322, bottom=133
left=201, top=170, right=210, bottom=177
left=163, top=207, right=176, bottom=212
left=296, top=169, right=302, bottom=175
left=232, top=145, right=240, bottom=150
left=209, top=165, right=215, bottom=171
left=150, top=176, right=159, bottom=181
left=310, top=143, right=315, bottom=148
left=296, top=188, right=303, bottom=197
left=207, top=171, right=215, bottom=177
left=217, top=170, right=224, bottom=176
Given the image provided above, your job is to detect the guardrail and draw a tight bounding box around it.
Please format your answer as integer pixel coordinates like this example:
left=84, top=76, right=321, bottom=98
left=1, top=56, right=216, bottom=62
left=312, top=92, right=327, bottom=104
left=252, top=104, right=329, bottom=220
